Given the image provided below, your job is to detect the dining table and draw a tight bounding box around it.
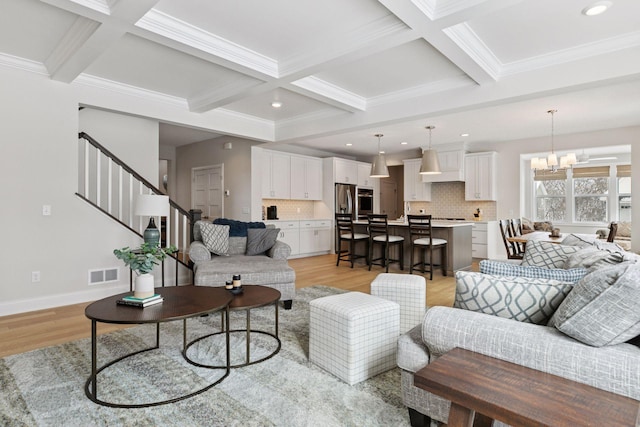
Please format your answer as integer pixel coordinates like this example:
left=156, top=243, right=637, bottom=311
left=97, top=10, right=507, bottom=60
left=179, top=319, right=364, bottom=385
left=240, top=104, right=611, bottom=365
left=507, top=231, right=597, bottom=245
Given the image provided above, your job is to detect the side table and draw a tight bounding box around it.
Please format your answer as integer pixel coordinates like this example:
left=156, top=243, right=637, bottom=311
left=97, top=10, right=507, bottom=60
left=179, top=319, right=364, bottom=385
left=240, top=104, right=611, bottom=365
left=414, top=347, right=639, bottom=427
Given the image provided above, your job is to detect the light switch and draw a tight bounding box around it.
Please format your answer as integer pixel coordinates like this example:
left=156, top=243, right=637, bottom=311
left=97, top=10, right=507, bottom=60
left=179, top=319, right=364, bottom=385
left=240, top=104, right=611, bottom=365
left=42, top=205, right=51, bottom=216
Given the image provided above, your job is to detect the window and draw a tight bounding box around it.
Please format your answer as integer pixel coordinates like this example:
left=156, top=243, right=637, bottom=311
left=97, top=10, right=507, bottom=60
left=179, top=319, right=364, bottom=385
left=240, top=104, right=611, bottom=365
left=534, top=169, right=566, bottom=222
left=573, top=166, right=609, bottom=223
left=533, top=164, right=631, bottom=224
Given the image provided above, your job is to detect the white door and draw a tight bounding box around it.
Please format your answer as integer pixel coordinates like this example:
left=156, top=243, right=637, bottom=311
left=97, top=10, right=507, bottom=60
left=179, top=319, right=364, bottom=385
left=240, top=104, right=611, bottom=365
left=192, top=165, right=223, bottom=220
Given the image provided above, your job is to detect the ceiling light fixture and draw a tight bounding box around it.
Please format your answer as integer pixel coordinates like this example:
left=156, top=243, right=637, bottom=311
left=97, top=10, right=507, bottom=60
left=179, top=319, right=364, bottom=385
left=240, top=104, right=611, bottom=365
left=401, top=141, right=408, bottom=145
left=530, top=109, right=576, bottom=173
left=582, top=1, right=612, bottom=16
left=419, top=126, right=441, bottom=175
left=271, top=101, right=282, bottom=108
left=346, top=143, right=352, bottom=146
left=370, top=133, right=389, bottom=178
left=460, top=133, right=469, bottom=137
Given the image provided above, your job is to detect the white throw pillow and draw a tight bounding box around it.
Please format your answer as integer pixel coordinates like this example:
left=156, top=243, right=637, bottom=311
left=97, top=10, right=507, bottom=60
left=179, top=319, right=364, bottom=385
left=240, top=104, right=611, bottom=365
left=200, top=223, right=230, bottom=256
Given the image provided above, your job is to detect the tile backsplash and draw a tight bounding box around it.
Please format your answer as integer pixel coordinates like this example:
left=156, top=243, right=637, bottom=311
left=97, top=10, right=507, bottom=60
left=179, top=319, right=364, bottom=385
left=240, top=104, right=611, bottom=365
left=261, top=200, right=316, bottom=219
left=407, top=182, right=496, bottom=221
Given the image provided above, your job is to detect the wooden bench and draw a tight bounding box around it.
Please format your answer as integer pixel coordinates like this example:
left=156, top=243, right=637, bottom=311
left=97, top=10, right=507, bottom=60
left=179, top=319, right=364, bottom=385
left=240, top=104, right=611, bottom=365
left=414, top=347, right=639, bottom=427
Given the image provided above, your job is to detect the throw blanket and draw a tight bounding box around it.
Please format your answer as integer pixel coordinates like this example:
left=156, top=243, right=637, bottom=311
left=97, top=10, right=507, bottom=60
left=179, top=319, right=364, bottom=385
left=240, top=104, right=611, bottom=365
left=213, top=218, right=265, bottom=237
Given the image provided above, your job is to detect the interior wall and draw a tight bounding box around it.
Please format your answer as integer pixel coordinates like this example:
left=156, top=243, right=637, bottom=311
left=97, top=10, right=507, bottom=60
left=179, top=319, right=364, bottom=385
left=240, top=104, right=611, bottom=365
left=0, top=67, right=158, bottom=315
left=176, top=136, right=261, bottom=221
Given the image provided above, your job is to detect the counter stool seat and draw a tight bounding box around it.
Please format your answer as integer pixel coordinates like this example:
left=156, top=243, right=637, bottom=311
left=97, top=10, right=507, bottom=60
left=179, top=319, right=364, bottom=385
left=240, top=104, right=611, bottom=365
left=373, top=235, right=404, bottom=243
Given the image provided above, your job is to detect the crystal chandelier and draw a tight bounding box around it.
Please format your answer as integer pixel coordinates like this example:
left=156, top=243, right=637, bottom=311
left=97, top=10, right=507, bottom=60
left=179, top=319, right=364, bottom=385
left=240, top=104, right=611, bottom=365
left=531, top=109, right=576, bottom=172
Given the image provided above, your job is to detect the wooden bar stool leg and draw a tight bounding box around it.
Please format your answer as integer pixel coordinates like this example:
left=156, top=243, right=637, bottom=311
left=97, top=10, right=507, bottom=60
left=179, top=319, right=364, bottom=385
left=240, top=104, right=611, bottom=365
left=441, top=245, right=447, bottom=276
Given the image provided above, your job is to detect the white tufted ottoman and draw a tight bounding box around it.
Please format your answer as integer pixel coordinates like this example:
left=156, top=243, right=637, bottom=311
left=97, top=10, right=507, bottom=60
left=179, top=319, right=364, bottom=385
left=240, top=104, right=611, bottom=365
left=309, top=292, right=400, bottom=385
left=371, top=273, right=426, bottom=334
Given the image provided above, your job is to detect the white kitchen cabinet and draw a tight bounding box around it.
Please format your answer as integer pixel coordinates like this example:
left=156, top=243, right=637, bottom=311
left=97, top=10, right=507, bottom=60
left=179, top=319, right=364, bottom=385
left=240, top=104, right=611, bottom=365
left=357, top=162, right=375, bottom=188
left=334, top=158, right=358, bottom=184
left=465, top=152, right=497, bottom=201
left=471, top=221, right=499, bottom=259
left=267, top=220, right=300, bottom=255
left=421, top=145, right=465, bottom=183
left=290, top=155, right=323, bottom=200
left=299, top=219, right=332, bottom=254
left=403, top=158, right=432, bottom=201
left=261, top=150, right=291, bottom=199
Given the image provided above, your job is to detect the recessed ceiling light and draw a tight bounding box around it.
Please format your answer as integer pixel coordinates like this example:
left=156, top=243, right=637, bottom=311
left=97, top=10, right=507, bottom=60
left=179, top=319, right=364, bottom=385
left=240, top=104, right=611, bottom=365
left=401, top=141, right=408, bottom=145
left=346, top=143, right=352, bottom=146
left=460, top=133, right=470, bottom=137
left=582, top=1, right=612, bottom=16
left=271, top=101, right=282, bottom=108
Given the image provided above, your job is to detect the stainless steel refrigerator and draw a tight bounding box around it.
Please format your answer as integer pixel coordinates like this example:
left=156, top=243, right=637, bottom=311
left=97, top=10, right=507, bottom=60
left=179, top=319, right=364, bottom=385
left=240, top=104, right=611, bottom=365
left=335, top=183, right=356, bottom=217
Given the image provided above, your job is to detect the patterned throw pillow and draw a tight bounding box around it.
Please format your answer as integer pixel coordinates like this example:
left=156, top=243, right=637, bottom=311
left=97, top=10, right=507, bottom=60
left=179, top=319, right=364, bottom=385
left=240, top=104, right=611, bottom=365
left=563, top=247, right=624, bottom=271
left=246, top=228, right=280, bottom=256
left=479, top=260, right=587, bottom=283
left=454, top=271, right=573, bottom=325
left=521, top=240, right=580, bottom=268
left=550, top=263, right=640, bottom=347
left=200, top=223, right=230, bottom=256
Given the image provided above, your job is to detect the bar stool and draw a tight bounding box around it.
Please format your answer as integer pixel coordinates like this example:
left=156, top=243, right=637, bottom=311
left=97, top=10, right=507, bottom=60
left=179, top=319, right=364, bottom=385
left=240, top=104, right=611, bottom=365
left=367, top=214, right=404, bottom=273
left=407, top=215, right=447, bottom=279
left=335, top=213, right=369, bottom=268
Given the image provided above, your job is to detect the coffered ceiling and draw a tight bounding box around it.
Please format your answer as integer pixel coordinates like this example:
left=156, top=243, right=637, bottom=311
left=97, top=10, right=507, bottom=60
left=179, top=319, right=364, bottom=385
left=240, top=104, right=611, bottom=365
left=2, top=0, right=639, bottom=156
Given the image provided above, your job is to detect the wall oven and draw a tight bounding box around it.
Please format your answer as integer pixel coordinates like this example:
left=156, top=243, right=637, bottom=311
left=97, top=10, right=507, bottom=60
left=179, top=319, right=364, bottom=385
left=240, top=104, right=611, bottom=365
left=357, top=188, right=373, bottom=220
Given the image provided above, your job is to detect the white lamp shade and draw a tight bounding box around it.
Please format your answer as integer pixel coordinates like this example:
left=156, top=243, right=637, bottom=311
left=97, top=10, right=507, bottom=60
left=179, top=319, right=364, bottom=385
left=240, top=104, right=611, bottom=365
left=419, top=149, right=441, bottom=175
left=135, top=194, right=170, bottom=217
left=547, top=153, right=558, bottom=167
left=565, top=152, right=577, bottom=165
left=370, top=153, right=389, bottom=178
left=530, top=157, right=539, bottom=170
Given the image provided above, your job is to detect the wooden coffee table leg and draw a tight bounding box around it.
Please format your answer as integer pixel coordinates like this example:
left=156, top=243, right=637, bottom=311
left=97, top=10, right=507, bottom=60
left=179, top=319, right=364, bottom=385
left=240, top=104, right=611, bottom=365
left=447, top=403, right=493, bottom=427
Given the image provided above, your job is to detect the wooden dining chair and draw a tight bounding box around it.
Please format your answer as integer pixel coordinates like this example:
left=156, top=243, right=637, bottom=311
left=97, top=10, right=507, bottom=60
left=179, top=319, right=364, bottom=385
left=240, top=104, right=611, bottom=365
left=499, top=219, right=524, bottom=260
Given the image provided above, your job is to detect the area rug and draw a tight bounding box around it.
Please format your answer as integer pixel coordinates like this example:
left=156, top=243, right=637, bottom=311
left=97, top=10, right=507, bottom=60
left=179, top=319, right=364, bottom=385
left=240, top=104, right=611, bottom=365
left=0, top=286, right=410, bottom=426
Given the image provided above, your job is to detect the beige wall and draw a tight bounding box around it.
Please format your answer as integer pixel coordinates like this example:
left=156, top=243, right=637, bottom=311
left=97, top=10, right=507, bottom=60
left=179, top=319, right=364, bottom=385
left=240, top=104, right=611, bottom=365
left=175, top=136, right=261, bottom=221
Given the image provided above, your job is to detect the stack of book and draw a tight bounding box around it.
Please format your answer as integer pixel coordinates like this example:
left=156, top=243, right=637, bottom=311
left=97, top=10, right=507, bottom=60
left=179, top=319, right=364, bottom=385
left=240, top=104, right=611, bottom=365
left=116, top=293, right=163, bottom=308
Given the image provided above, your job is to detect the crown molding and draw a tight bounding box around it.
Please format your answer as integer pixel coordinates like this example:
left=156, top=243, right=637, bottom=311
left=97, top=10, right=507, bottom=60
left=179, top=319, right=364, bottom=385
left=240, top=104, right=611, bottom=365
left=188, top=79, right=264, bottom=113
left=136, top=9, right=279, bottom=78
left=291, top=76, right=366, bottom=111
left=74, top=74, right=188, bottom=108
left=70, top=0, right=111, bottom=15
left=216, top=108, right=275, bottom=130
left=443, top=23, right=501, bottom=80
left=502, top=30, right=640, bottom=77
left=367, top=75, right=474, bottom=107
left=276, top=108, right=347, bottom=132
left=45, top=17, right=101, bottom=79
left=0, top=53, right=49, bottom=75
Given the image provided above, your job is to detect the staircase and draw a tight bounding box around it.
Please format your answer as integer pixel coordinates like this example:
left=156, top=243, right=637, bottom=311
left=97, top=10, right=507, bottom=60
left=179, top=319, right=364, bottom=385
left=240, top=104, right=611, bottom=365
left=76, top=132, right=198, bottom=284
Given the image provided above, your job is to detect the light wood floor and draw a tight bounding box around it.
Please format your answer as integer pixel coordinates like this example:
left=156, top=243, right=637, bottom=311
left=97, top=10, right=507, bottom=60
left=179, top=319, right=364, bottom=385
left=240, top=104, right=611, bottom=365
left=0, top=254, right=472, bottom=358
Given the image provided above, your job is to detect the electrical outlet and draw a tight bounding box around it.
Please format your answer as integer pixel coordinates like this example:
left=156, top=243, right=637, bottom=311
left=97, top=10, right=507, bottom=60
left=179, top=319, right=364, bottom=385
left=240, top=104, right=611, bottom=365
left=42, top=205, right=51, bottom=216
left=31, top=271, right=41, bottom=282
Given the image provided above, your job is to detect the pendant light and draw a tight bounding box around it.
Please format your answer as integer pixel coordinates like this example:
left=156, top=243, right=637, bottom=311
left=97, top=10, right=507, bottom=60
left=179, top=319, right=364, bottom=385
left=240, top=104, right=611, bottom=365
left=530, top=109, right=576, bottom=173
left=370, top=133, right=389, bottom=178
left=419, top=125, right=441, bottom=175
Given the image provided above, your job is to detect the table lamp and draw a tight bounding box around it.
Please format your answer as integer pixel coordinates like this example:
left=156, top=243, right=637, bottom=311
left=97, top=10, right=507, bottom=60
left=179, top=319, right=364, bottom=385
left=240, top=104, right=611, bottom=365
left=135, top=194, right=169, bottom=247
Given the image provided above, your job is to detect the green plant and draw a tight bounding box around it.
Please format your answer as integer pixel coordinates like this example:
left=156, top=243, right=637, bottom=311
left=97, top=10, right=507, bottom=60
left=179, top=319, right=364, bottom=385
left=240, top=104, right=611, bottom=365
left=113, top=243, right=178, bottom=275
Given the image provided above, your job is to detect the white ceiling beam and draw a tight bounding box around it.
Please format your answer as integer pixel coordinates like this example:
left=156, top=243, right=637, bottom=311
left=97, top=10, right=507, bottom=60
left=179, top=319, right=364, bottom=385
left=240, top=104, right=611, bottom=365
left=41, top=0, right=160, bottom=82
left=287, top=77, right=366, bottom=112
left=188, top=80, right=271, bottom=113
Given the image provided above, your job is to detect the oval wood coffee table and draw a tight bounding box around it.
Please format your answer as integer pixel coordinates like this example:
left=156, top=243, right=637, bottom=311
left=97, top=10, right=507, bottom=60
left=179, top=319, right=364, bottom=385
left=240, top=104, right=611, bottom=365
left=84, top=285, right=233, bottom=408
left=186, top=285, right=281, bottom=368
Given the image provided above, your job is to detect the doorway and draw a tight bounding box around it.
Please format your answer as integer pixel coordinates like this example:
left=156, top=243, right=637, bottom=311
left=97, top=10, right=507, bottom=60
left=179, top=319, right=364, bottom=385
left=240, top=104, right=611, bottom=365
left=380, top=180, right=398, bottom=218
left=191, top=164, right=224, bottom=220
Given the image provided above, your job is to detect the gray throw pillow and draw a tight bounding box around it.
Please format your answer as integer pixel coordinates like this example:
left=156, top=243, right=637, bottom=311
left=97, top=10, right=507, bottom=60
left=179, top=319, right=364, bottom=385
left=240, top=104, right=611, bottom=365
left=550, top=263, right=640, bottom=347
left=563, top=247, right=624, bottom=271
left=454, top=271, right=573, bottom=325
left=521, top=240, right=580, bottom=269
left=200, top=223, right=230, bottom=256
left=246, top=228, right=280, bottom=256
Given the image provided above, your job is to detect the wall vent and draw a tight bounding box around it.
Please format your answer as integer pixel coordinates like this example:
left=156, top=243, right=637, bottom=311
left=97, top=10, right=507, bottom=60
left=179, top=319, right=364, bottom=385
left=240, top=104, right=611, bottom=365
left=89, top=267, right=119, bottom=285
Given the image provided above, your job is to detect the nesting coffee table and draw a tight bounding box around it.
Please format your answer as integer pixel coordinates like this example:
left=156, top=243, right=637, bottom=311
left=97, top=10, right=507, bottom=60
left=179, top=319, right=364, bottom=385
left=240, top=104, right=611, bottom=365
left=84, top=285, right=232, bottom=408
left=186, top=285, right=282, bottom=368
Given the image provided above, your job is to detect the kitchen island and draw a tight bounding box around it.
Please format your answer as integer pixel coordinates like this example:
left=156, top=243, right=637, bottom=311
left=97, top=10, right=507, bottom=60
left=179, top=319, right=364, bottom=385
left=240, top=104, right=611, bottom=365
left=353, top=220, right=473, bottom=275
